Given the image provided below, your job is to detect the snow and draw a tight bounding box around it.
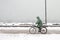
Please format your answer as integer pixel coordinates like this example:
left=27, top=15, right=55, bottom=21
left=0, top=23, right=60, bottom=40
left=0, top=22, right=35, bottom=26
left=0, top=34, right=60, bottom=40
left=0, top=27, right=59, bottom=40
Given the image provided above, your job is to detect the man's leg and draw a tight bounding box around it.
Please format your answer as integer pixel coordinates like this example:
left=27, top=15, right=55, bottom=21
left=38, top=27, right=41, bottom=32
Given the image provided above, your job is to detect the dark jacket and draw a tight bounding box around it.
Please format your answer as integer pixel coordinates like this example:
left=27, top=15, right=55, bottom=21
left=36, top=16, right=43, bottom=28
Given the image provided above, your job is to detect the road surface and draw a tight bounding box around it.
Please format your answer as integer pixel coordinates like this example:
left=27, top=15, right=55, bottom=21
left=0, top=27, right=60, bottom=34
left=0, top=27, right=60, bottom=40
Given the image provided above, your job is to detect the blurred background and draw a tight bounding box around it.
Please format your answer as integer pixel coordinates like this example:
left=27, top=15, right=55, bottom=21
left=0, top=0, right=60, bottom=23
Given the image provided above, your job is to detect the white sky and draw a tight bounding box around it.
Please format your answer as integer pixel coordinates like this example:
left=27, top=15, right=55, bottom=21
left=0, top=0, right=60, bottom=23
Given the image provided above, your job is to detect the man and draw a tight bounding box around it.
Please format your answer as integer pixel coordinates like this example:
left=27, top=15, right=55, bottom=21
left=36, top=16, right=43, bottom=32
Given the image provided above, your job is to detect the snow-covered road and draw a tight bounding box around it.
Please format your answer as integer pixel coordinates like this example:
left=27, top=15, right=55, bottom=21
left=0, top=34, right=60, bottom=40
left=0, top=27, right=60, bottom=40
left=0, top=27, right=60, bottom=34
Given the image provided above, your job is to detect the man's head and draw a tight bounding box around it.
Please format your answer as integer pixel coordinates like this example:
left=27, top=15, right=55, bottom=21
left=36, top=16, right=40, bottom=19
